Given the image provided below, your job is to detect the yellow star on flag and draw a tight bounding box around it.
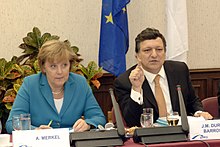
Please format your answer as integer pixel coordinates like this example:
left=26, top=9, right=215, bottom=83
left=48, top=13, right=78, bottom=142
left=105, top=13, right=113, bottom=24
left=122, top=7, right=126, bottom=13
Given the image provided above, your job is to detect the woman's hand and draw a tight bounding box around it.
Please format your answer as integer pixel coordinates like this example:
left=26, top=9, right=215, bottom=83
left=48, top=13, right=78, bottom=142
left=35, top=125, right=52, bottom=130
left=73, top=118, right=91, bottom=132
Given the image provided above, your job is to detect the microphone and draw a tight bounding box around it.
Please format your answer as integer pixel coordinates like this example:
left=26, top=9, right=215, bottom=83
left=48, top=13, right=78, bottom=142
left=176, top=85, right=189, bottom=133
left=108, top=88, right=125, bottom=137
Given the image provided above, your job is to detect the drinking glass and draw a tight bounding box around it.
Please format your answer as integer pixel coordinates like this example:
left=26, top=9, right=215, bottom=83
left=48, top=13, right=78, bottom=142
left=140, top=108, right=153, bottom=128
left=166, top=111, right=180, bottom=126
left=12, top=115, right=21, bottom=131
left=20, top=113, right=31, bottom=130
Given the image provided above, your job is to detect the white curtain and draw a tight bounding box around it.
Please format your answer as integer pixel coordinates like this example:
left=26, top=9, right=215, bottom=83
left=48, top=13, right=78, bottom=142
left=166, top=0, right=188, bottom=63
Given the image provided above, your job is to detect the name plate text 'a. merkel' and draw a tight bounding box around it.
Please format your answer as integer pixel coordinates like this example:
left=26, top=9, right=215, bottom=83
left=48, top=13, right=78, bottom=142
left=13, top=128, right=69, bottom=147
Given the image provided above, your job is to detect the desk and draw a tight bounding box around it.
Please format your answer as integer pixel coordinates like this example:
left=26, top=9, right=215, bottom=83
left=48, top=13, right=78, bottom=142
left=122, top=138, right=220, bottom=147
left=10, top=134, right=220, bottom=147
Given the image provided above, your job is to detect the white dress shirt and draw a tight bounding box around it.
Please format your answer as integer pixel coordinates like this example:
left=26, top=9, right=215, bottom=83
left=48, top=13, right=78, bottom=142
left=130, top=66, right=173, bottom=114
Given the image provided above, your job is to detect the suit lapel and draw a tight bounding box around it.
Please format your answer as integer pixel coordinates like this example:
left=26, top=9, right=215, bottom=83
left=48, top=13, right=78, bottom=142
left=164, top=62, right=180, bottom=112
left=59, top=75, right=75, bottom=117
left=40, top=74, right=57, bottom=113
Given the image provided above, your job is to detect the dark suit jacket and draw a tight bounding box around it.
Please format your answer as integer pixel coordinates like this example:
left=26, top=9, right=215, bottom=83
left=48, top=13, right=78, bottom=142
left=114, top=60, right=204, bottom=127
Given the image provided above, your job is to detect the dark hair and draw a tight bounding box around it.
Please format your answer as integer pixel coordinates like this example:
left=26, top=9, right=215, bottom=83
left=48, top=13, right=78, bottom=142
left=135, top=27, right=166, bottom=53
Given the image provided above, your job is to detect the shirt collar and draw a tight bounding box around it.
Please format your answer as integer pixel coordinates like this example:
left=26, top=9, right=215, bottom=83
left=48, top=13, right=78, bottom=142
left=143, top=66, right=166, bottom=84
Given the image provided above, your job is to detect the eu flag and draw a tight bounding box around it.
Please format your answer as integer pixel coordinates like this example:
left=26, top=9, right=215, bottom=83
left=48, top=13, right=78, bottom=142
left=99, top=0, right=130, bottom=77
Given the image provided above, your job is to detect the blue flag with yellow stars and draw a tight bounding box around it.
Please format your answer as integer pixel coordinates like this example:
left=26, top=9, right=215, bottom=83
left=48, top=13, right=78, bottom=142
left=99, top=0, right=130, bottom=77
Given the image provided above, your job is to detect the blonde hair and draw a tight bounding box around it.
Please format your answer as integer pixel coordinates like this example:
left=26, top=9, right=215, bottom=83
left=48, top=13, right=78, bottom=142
left=37, top=40, right=78, bottom=72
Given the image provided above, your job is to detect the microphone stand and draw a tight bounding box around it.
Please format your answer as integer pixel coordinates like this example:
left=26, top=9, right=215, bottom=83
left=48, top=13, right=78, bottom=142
left=69, top=88, right=126, bottom=147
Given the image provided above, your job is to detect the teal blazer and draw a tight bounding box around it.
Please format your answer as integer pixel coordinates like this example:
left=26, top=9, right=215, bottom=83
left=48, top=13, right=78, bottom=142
left=6, top=72, right=106, bottom=133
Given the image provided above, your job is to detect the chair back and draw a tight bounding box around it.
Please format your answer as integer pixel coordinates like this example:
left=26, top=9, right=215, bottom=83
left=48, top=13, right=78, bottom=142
left=201, top=97, right=219, bottom=118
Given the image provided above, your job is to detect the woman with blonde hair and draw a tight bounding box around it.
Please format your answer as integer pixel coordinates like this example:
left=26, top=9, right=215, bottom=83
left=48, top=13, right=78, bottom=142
left=6, top=40, right=106, bottom=133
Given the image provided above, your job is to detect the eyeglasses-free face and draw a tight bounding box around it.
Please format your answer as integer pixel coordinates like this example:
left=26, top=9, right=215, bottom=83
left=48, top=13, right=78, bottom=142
left=43, top=59, right=70, bottom=89
left=136, top=37, right=166, bottom=74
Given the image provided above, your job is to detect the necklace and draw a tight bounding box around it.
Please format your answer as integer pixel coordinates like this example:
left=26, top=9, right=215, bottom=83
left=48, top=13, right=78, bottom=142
left=52, top=88, right=64, bottom=95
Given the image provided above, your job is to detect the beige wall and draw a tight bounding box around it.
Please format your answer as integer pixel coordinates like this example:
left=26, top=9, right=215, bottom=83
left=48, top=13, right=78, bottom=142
left=1, top=0, right=220, bottom=70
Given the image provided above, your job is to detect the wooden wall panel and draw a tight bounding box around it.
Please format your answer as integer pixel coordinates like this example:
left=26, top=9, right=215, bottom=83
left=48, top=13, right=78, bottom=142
left=190, top=79, right=207, bottom=100
left=190, top=68, right=220, bottom=100
left=93, top=73, right=115, bottom=120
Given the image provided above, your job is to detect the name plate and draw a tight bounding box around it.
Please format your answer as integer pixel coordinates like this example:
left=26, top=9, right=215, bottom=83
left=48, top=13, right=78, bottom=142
left=189, top=118, right=220, bottom=140
left=13, top=128, right=70, bottom=147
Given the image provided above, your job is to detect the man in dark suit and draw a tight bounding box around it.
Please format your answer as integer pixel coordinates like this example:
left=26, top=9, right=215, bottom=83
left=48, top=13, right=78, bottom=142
left=114, top=27, right=213, bottom=127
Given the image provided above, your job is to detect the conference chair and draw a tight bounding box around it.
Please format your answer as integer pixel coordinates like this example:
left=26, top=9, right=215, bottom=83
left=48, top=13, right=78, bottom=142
left=201, top=96, right=219, bottom=118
